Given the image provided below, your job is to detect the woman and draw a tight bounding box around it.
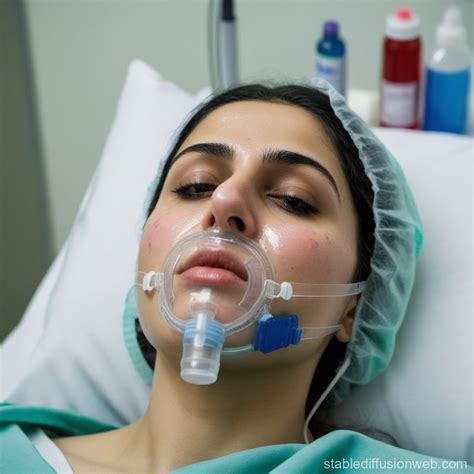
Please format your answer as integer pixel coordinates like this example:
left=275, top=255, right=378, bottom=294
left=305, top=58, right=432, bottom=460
left=1, top=81, right=432, bottom=473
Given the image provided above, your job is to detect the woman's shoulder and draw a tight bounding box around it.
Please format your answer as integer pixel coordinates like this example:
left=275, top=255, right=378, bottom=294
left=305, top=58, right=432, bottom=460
left=53, top=431, right=126, bottom=473
left=0, top=401, right=117, bottom=435
left=0, top=402, right=120, bottom=473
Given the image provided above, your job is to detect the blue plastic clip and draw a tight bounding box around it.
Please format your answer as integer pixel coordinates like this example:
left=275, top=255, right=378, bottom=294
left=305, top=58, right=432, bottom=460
left=253, top=314, right=303, bottom=354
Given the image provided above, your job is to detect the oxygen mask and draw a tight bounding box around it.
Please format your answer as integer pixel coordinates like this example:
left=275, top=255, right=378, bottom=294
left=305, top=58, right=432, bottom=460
left=137, top=229, right=366, bottom=385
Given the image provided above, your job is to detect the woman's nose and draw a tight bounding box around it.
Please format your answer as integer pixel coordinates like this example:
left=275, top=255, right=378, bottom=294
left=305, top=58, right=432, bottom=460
left=201, top=177, right=257, bottom=237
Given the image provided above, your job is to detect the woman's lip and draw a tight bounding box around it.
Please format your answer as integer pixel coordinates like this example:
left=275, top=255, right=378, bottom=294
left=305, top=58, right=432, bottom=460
left=178, top=249, right=248, bottom=281
left=180, top=266, right=246, bottom=285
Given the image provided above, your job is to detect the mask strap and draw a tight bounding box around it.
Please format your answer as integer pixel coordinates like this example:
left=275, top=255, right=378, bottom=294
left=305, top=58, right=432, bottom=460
left=265, top=280, right=367, bottom=300
left=300, top=324, right=342, bottom=340
left=303, top=357, right=350, bottom=444
left=290, top=281, right=367, bottom=297
left=139, top=274, right=367, bottom=298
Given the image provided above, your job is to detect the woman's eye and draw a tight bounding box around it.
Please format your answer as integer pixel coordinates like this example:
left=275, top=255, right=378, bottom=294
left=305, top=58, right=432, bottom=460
left=269, top=194, right=318, bottom=216
left=172, top=182, right=217, bottom=199
left=171, top=183, right=317, bottom=215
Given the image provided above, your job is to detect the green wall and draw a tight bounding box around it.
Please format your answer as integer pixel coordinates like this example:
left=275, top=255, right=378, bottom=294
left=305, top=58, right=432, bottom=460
left=0, top=0, right=52, bottom=341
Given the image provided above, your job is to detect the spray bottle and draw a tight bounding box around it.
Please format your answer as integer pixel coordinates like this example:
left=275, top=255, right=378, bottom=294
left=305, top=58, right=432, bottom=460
left=380, top=7, right=422, bottom=129
left=423, top=6, right=471, bottom=134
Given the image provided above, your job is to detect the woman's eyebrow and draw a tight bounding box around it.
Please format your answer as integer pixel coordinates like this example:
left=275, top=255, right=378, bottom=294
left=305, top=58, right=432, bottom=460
left=172, top=142, right=340, bottom=201
left=172, top=142, right=233, bottom=162
left=262, top=148, right=340, bottom=202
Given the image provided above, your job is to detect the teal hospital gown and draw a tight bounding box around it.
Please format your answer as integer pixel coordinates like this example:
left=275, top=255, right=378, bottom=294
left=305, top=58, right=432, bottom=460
left=0, top=403, right=471, bottom=473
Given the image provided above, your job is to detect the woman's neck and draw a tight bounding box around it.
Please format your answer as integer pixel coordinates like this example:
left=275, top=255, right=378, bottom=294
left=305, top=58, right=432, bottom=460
left=117, top=351, right=319, bottom=473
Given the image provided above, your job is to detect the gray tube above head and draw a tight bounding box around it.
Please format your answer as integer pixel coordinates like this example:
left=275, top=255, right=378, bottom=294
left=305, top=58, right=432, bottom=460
left=211, top=0, right=239, bottom=89
left=218, top=18, right=239, bottom=89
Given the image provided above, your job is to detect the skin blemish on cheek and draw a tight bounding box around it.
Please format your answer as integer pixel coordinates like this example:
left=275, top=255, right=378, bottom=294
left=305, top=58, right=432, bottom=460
left=143, top=217, right=163, bottom=255
left=308, top=238, right=319, bottom=252
left=323, top=233, right=332, bottom=264
left=152, top=218, right=162, bottom=232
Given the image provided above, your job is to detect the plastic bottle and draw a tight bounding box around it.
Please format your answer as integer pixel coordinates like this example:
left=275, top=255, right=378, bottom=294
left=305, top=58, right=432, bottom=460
left=380, top=7, right=421, bottom=129
left=315, top=21, right=346, bottom=96
left=423, top=7, right=471, bottom=134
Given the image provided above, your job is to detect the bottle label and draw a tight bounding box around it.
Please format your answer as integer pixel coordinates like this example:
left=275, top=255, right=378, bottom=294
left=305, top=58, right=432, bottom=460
left=381, top=81, right=418, bottom=127
left=315, top=55, right=345, bottom=95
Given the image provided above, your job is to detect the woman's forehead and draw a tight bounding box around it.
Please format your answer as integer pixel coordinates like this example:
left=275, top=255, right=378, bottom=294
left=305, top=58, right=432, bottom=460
left=179, top=101, right=335, bottom=157
left=186, top=100, right=327, bottom=142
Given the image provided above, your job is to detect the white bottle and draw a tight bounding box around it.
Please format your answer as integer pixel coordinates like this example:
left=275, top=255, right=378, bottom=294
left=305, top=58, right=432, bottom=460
left=423, top=6, right=472, bottom=134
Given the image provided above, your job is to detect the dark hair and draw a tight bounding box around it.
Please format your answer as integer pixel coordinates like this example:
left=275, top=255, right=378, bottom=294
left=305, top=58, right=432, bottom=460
left=136, top=84, right=375, bottom=440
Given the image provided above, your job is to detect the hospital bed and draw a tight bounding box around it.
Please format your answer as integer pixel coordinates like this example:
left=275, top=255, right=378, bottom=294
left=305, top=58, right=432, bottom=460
left=1, top=29, right=473, bottom=467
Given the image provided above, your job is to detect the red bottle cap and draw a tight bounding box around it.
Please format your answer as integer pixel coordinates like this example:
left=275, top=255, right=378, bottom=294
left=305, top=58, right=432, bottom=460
left=386, top=7, right=420, bottom=40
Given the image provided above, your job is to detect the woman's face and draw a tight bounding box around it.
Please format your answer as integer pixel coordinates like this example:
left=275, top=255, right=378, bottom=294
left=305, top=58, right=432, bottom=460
left=137, top=100, right=359, bottom=367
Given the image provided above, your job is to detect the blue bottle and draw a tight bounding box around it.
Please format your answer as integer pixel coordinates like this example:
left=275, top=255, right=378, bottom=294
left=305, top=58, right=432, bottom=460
left=315, top=21, right=346, bottom=96
left=423, top=7, right=471, bottom=134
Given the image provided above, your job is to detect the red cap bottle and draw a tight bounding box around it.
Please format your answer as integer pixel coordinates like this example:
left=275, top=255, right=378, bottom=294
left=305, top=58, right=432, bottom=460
left=380, top=7, right=422, bottom=129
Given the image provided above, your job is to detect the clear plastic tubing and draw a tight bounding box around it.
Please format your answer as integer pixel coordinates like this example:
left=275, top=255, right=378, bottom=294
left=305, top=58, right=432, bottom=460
left=380, top=7, right=422, bottom=130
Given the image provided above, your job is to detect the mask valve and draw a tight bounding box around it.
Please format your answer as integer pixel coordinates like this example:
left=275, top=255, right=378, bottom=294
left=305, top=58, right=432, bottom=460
left=181, top=310, right=225, bottom=385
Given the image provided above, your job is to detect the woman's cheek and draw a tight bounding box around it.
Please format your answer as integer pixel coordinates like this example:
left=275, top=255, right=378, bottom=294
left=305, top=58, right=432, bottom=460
left=267, top=228, right=357, bottom=325
left=139, top=212, right=178, bottom=269
left=272, top=228, right=356, bottom=284
left=143, top=217, right=164, bottom=255
left=139, top=209, right=202, bottom=269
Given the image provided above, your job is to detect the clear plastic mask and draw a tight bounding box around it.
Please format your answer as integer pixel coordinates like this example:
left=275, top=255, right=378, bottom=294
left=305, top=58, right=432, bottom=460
left=137, top=229, right=366, bottom=385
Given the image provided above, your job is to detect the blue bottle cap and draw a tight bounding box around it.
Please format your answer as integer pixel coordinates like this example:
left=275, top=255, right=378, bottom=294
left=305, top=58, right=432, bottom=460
left=324, top=21, right=339, bottom=37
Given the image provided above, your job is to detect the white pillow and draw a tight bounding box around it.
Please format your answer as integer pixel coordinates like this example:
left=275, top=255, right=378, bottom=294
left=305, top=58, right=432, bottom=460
left=1, top=60, right=472, bottom=463
left=1, top=60, right=211, bottom=424
left=328, top=128, right=474, bottom=464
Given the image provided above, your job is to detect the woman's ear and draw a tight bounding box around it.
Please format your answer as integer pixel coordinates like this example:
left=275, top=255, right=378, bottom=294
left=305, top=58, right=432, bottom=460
left=335, top=295, right=359, bottom=343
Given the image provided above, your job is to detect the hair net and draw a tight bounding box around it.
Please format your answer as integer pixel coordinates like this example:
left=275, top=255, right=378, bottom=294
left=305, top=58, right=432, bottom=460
left=311, top=78, right=423, bottom=404
left=125, top=78, right=423, bottom=405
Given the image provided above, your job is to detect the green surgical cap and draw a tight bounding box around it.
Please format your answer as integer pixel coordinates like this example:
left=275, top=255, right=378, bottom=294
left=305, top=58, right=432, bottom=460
left=125, top=79, right=424, bottom=404
left=311, top=78, right=423, bottom=404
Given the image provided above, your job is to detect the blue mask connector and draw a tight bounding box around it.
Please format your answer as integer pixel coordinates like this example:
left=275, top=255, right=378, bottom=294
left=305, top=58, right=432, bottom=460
left=253, top=314, right=303, bottom=353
